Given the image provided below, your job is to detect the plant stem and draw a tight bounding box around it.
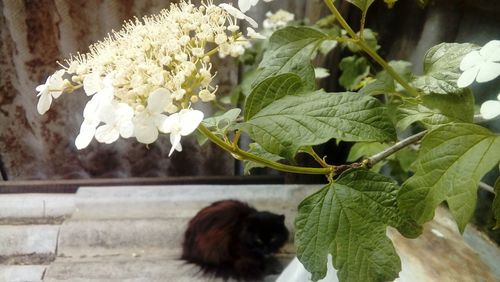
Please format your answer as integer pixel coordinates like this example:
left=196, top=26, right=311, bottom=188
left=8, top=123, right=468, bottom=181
left=198, top=124, right=332, bottom=175
left=323, top=0, right=420, bottom=97
left=303, top=146, right=330, bottom=168
left=367, top=130, right=427, bottom=167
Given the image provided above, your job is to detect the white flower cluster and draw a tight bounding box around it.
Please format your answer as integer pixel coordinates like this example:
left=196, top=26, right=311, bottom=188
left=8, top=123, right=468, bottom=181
left=457, top=40, right=500, bottom=120
left=263, top=9, right=295, bottom=30
left=36, top=1, right=257, bottom=155
left=458, top=40, right=500, bottom=87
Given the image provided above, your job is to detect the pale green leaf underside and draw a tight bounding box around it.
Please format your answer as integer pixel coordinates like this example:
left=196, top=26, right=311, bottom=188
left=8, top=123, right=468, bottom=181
left=411, top=42, right=478, bottom=94
left=396, top=90, right=474, bottom=130
left=398, top=123, right=500, bottom=232
left=254, top=26, right=327, bottom=88
left=295, top=169, right=421, bottom=282
left=202, top=108, right=241, bottom=135
left=243, top=143, right=283, bottom=175
left=239, top=87, right=396, bottom=159
left=347, top=142, right=389, bottom=162
left=339, top=56, right=370, bottom=90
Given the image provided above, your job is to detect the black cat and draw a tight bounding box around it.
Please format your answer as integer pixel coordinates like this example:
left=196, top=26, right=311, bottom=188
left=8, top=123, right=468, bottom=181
left=181, top=200, right=289, bottom=281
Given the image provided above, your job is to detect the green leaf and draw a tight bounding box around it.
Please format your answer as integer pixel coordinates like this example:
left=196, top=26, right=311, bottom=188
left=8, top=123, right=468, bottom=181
left=202, top=108, right=241, bottom=136
left=254, top=26, right=328, bottom=88
left=295, top=169, right=421, bottom=282
left=339, top=56, right=370, bottom=91
left=494, top=172, right=500, bottom=229
left=346, top=0, right=375, bottom=13
left=359, top=72, right=394, bottom=96
left=346, top=29, right=379, bottom=52
left=239, top=76, right=396, bottom=159
left=411, top=43, right=478, bottom=95
left=244, top=73, right=303, bottom=121
left=396, top=90, right=475, bottom=130
left=398, top=123, right=500, bottom=232
left=243, top=143, right=284, bottom=175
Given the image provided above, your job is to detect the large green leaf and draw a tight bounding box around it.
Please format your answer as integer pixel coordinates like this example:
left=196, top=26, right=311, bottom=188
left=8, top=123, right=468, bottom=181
left=243, top=143, right=284, bottom=175
left=398, top=123, right=500, bottom=232
left=396, top=90, right=475, bottom=130
left=346, top=0, right=375, bottom=13
left=339, top=56, right=370, bottom=91
left=295, top=169, right=421, bottom=282
left=493, top=172, right=500, bottom=229
left=254, top=26, right=328, bottom=88
left=244, top=73, right=303, bottom=121
left=238, top=75, right=396, bottom=159
left=411, top=43, right=478, bottom=95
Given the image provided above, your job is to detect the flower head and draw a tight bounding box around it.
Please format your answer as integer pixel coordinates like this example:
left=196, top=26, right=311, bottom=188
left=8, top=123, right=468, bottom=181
left=457, top=40, right=500, bottom=87
left=36, top=1, right=255, bottom=154
left=263, top=9, right=295, bottom=30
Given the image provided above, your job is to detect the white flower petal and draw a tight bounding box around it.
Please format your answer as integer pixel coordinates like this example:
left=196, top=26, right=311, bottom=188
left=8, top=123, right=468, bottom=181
left=98, top=103, right=118, bottom=124
left=238, top=0, right=258, bottom=13
left=158, top=113, right=180, bottom=133
left=95, top=125, right=120, bottom=144
left=179, top=109, right=204, bottom=136
left=247, top=27, right=266, bottom=39
left=119, top=121, right=135, bottom=138
left=219, top=3, right=258, bottom=28
left=147, top=88, right=172, bottom=113
left=169, top=133, right=182, bottom=156
left=457, top=66, right=479, bottom=88
left=476, top=62, right=500, bottom=83
left=83, top=72, right=102, bottom=96
left=480, top=100, right=500, bottom=119
left=459, top=51, right=481, bottom=71
left=497, top=93, right=500, bottom=101
left=480, top=40, right=500, bottom=61
left=37, top=92, right=52, bottom=114
left=36, top=84, right=47, bottom=93
left=134, top=122, right=159, bottom=144
left=75, top=121, right=97, bottom=149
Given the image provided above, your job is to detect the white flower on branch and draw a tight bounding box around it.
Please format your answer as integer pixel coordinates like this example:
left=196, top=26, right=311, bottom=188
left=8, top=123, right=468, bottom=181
left=219, top=3, right=258, bottom=28
left=36, top=69, right=66, bottom=114
left=238, top=0, right=274, bottom=13
left=480, top=93, right=500, bottom=120
left=263, top=9, right=295, bottom=30
left=159, top=109, right=204, bottom=156
left=457, top=40, right=500, bottom=87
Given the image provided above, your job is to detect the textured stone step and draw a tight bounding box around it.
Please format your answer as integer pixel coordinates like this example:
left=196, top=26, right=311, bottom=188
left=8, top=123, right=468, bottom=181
left=0, top=194, right=75, bottom=218
left=0, top=225, right=59, bottom=256
left=0, top=265, right=46, bottom=282
left=72, top=185, right=321, bottom=220
left=57, top=218, right=187, bottom=257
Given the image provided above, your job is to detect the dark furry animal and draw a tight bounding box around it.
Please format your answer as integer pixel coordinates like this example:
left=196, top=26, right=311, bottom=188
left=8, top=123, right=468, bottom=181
left=181, top=200, right=289, bottom=281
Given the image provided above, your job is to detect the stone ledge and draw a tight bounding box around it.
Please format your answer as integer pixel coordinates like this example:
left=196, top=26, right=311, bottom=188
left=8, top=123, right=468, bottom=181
left=0, top=194, right=75, bottom=218
left=0, top=265, right=46, bottom=282
left=0, top=225, right=59, bottom=256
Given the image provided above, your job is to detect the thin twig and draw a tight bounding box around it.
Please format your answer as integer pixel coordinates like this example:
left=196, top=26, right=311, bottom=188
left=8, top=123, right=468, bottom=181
left=367, top=131, right=428, bottom=167
left=478, top=182, right=495, bottom=194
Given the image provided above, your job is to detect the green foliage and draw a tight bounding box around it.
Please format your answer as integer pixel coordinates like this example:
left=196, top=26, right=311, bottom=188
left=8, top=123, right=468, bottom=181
left=254, top=26, right=328, bottom=89
left=346, top=29, right=379, bottom=52
left=411, top=43, right=478, bottom=95
left=346, top=0, right=375, bottom=13
left=244, top=143, right=284, bottom=175
left=239, top=74, right=396, bottom=160
left=398, top=124, right=500, bottom=232
left=244, top=73, right=303, bottom=121
left=295, top=169, right=421, bottom=282
left=202, top=108, right=241, bottom=136
left=396, top=90, right=475, bottom=130
left=494, top=174, right=500, bottom=229
left=339, top=56, right=370, bottom=90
